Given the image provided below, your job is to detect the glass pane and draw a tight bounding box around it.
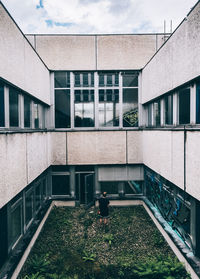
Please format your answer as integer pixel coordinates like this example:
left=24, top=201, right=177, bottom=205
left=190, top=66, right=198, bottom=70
left=153, top=101, right=160, bottom=126
left=42, top=179, right=46, bottom=200
left=107, top=74, right=112, bottom=86
left=25, top=191, right=33, bottom=225
left=196, top=83, right=200, bottom=124
left=24, top=95, right=31, bottom=128
left=101, top=182, right=118, bottom=194
left=148, top=105, right=152, bottom=126
left=165, top=95, right=173, bottom=125
left=34, top=103, right=39, bottom=128
left=55, top=90, right=71, bottom=128
left=52, top=175, right=70, bottom=195
left=179, top=88, right=190, bottom=124
left=55, top=72, right=70, bottom=88
left=0, top=86, right=5, bottom=127
left=11, top=205, right=22, bottom=243
left=123, top=74, right=138, bottom=87
left=123, top=88, right=138, bottom=127
left=74, top=73, right=81, bottom=87
left=83, top=73, right=88, bottom=87
left=124, top=181, right=142, bottom=194
left=35, top=184, right=41, bottom=211
left=9, top=88, right=19, bottom=127
left=99, top=74, right=104, bottom=87
left=74, top=90, right=94, bottom=127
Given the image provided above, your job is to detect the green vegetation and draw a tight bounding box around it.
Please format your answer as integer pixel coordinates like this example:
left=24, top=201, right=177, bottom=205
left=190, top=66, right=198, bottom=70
left=18, top=206, right=191, bottom=279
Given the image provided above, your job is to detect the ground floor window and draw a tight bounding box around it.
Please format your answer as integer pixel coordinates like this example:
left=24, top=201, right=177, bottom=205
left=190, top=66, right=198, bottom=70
left=52, top=175, right=70, bottom=196
left=10, top=198, right=23, bottom=248
left=0, top=85, right=5, bottom=127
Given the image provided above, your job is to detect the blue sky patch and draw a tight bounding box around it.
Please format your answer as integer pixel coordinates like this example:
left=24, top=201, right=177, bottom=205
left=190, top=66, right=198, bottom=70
left=36, top=0, right=44, bottom=9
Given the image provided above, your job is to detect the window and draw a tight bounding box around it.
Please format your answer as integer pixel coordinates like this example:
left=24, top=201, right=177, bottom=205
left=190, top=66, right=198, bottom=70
left=0, top=85, right=5, bottom=127
left=122, top=73, right=138, bottom=87
left=74, top=72, right=94, bottom=87
left=55, top=90, right=71, bottom=128
left=99, top=89, right=119, bottom=127
left=101, top=182, right=118, bottom=195
left=34, top=103, right=40, bottom=128
left=24, top=95, right=31, bottom=128
left=54, top=72, right=70, bottom=88
left=153, top=100, right=161, bottom=126
left=124, top=181, right=143, bottom=194
left=147, top=104, right=152, bottom=126
left=9, top=88, right=19, bottom=127
left=25, top=190, right=34, bottom=226
left=98, top=73, right=119, bottom=87
left=35, top=183, right=41, bottom=211
left=179, top=87, right=190, bottom=124
left=196, top=83, right=200, bottom=124
left=74, top=90, right=94, bottom=127
left=164, top=95, right=173, bottom=125
left=52, top=175, right=70, bottom=195
left=123, top=88, right=138, bottom=127
left=10, top=199, right=22, bottom=246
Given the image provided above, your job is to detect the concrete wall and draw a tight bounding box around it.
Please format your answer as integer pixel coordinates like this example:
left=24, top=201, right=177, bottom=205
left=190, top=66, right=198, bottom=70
left=141, top=2, right=200, bottom=103
left=0, top=3, right=50, bottom=104
left=0, top=132, right=51, bottom=208
left=66, top=131, right=143, bottom=165
left=143, top=130, right=184, bottom=190
left=27, top=34, right=165, bottom=71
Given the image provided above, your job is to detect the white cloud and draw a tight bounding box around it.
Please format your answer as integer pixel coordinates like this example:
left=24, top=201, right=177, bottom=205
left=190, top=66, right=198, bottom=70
left=1, top=0, right=198, bottom=34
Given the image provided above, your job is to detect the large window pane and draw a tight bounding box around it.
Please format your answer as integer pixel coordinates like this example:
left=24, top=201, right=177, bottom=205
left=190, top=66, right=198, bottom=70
left=74, top=72, right=94, bottom=87
left=122, top=73, right=138, bottom=87
left=25, top=191, right=33, bottom=225
left=74, top=90, right=94, bottom=127
left=123, top=88, right=138, bottom=127
left=153, top=100, right=160, bottom=126
left=98, top=89, right=119, bottom=127
left=179, top=88, right=190, bottom=124
left=35, top=183, right=41, bottom=211
left=101, top=182, right=118, bottom=194
left=98, top=73, right=119, bottom=87
left=54, top=72, right=70, bottom=88
left=148, top=104, right=152, bottom=126
left=52, top=175, right=70, bottom=195
left=55, top=89, right=71, bottom=128
left=11, top=204, right=22, bottom=244
left=124, top=181, right=142, bottom=194
left=9, top=88, right=19, bottom=127
left=165, top=95, right=173, bottom=125
left=196, top=83, right=200, bottom=124
left=34, top=103, right=39, bottom=128
left=24, top=95, right=31, bottom=128
left=0, top=86, right=5, bottom=127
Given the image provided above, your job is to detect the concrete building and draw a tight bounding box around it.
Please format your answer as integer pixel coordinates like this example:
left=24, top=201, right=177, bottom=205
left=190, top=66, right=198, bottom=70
left=0, top=1, right=200, bottom=277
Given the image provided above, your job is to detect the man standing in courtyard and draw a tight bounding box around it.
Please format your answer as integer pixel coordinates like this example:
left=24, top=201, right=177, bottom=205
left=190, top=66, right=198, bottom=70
left=98, top=192, right=110, bottom=225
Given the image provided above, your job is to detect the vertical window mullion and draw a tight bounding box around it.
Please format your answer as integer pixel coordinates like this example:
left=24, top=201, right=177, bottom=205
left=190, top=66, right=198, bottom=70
left=119, top=72, right=123, bottom=128
left=70, top=72, right=74, bottom=129
left=4, top=85, right=9, bottom=128
left=190, top=84, right=196, bottom=124
left=19, top=94, right=24, bottom=129
left=94, top=72, right=99, bottom=128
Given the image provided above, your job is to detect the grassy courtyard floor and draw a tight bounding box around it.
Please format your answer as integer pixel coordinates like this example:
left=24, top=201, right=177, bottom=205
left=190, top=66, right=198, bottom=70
left=18, top=206, right=191, bottom=279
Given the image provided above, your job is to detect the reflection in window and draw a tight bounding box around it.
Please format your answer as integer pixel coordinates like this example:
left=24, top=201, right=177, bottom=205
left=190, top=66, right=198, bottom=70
left=124, top=181, right=142, bottom=194
left=179, top=88, right=190, bottom=124
left=123, top=88, right=138, bottom=127
left=101, top=182, right=118, bottom=194
left=122, top=73, right=138, bottom=87
left=0, top=86, right=5, bottom=127
left=74, top=90, right=94, bottom=127
left=35, top=183, right=41, bottom=211
left=99, top=73, right=119, bottom=87
left=99, top=89, right=119, bottom=127
left=34, top=103, right=39, bottom=128
left=11, top=204, right=22, bottom=244
left=55, top=90, right=70, bottom=128
left=54, top=72, right=70, bottom=88
left=196, top=83, right=200, bottom=124
left=74, top=72, right=94, bottom=87
left=52, top=175, right=70, bottom=195
left=153, top=100, right=160, bottom=126
left=9, top=88, right=19, bottom=127
left=25, top=191, right=34, bottom=225
left=24, top=95, right=31, bottom=128
left=164, top=95, right=173, bottom=125
left=148, top=104, right=152, bottom=126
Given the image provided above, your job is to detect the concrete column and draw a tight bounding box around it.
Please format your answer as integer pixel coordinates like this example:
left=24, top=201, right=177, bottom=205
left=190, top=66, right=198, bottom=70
left=160, top=98, right=165, bottom=126
left=46, top=72, right=55, bottom=129
left=173, top=92, right=178, bottom=125
left=190, top=84, right=196, bottom=124
left=70, top=166, right=75, bottom=198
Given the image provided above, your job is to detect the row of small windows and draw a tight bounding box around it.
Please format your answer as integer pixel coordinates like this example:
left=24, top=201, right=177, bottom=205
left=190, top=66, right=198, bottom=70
left=0, top=82, right=46, bottom=129
left=146, top=82, right=200, bottom=127
left=55, top=71, right=138, bottom=129
left=54, top=71, right=138, bottom=88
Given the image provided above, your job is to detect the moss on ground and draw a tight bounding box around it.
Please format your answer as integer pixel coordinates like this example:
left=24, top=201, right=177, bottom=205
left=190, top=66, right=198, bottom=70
left=18, top=206, right=191, bottom=279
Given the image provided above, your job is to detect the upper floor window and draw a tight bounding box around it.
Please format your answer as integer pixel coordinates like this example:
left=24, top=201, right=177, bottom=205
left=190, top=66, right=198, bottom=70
left=0, top=85, right=5, bottom=127
left=196, top=82, right=200, bottom=124
left=123, top=88, right=138, bottom=127
left=55, top=90, right=71, bottom=128
left=9, top=87, right=19, bottom=127
left=179, top=87, right=190, bottom=125
left=164, top=95, right=173, bottom=125
left=153, top=100, right=161, bottom=126
left=74, top=72, right=94, bottom=87
left=54, top=72, right=70, bottom=88
left=122, top=72, right=138, bottom=87
left=99, top=72, right=119, bottom=87
left=24, top=95, right=31, bottom=128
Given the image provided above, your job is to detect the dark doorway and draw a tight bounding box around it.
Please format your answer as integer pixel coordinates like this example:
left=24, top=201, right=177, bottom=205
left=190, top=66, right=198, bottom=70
left=75, top=172, right=94, bottom=205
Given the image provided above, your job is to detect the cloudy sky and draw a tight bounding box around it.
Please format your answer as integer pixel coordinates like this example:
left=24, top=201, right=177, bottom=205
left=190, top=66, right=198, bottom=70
left=1, top=0, right=198, bottom=34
